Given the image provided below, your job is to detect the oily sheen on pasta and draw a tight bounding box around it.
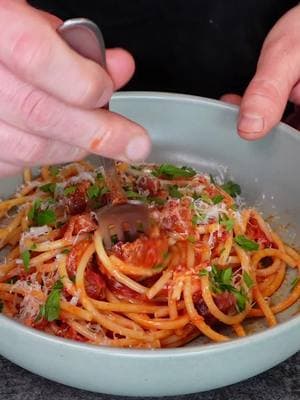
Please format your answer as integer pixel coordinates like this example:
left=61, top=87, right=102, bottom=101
left=0, top=162, right=299, bottom=348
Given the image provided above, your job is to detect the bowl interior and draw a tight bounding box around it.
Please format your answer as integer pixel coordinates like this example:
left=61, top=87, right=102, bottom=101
left=0, top=92, right=299, bottom=347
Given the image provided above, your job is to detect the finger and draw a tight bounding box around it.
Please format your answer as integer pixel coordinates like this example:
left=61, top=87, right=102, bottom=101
left=0, top=63, right=150, bottom=162
left=238, top=6, right=300, bottom=140
left=220, top=94, right=242, bottom=106
left=0, top=160, right=22, bottom=178
left=0, top=0, right=114, bottom=108
left=289, top=81, right=300, bottom=104
left=0, top=119, right=87, bottom=166
left=106, top=48, right=135, bottom=90
left=36, top=10, right=63, bottom=29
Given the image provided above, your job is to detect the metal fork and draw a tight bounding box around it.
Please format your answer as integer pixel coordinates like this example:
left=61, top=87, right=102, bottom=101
left=58, top=18, right=150, bottom=248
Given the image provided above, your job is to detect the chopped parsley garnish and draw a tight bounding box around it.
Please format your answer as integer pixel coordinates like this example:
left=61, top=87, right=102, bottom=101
left=38, top=280, right=63, bottom=322
left=40, top=182, right=56, bottom=194
left=61, top=248, right=71, bottom=255
left=28, top=199, right=41, bottom=220
left=0, top=300, right=3, bottom=312
left=30, top=243, right=37, bottom=250
left=231, top=203, right=238, bottom=211
left=243, top=271, right=254, bottom=288
left=152, top=164, right=196, bottom=179
left=291, top=277, right=300, bottom=290
left=192, top=214, right=205, bottom=225
left=125, top=190, right=145, bottom=200
left=187, top=235, right=196, bottom=244
left=21, top=250, right=31, bottom=272
left=28, top=199, right=56, bottom=227
left=96, top=172, right=104, bottom=180
left=200, top=193, right=212, bottom=204
left=87, top=185, right=109, bottom=200
left=212, top=194, right=224, bottom=204
left=49, top=166, right=60, bottom=177
left=232, top=288, right=247, bottom=312
left=168, top=185, right=182, bottom=199
left=199, top=269, right=209, bottom=276
left=235, top=235, right=259, bottom=251
left=201, top=265, right=248, bottom=312
left=220, top=215, right=234, bottom=232
left=221, top=180, right=241, bottom=198
left=63, top=186, right=77, bottom=196
left=87, top=185, right=100, bottom=199
left=110, top=234, right=118, bottom=245
left=153, top=263, right=167, bottom=271
left=36, top=209, right=56, bottom=226
left=147, top=196, right=166, bottom=206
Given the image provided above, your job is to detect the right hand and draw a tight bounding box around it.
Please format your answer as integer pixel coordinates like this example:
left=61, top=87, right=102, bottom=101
left=0, top=0, right=151, bottom=177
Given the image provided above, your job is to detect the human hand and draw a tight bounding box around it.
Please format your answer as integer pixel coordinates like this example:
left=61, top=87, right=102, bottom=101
left=0, top=0, right=150, bottom=177
left=221, top=5, right=300, bottom=139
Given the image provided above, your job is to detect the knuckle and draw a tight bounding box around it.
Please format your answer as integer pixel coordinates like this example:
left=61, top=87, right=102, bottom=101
left=16, top=138, right=47, bottom=165
left=19, top=88, right=59, bottom=132
left=10, top=30, right=53, bottom=78
left=79, top=69, right=113, bottom=107
left=249, top=79, right=281, bottom=102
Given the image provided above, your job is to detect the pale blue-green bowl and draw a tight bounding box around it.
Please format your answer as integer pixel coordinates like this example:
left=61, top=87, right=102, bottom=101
left=0, top=92, right=299, bottom=396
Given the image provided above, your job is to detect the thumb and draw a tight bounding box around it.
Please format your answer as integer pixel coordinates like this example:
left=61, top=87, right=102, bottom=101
left=238, top=6, right=300, bottom=140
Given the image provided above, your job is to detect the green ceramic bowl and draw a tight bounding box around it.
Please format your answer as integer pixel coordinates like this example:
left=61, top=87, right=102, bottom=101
left=0, top=92, right=299, bottom=396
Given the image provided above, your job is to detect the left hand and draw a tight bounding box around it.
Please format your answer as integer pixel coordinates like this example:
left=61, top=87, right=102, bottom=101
left=221, top=5, right=300, bottom=139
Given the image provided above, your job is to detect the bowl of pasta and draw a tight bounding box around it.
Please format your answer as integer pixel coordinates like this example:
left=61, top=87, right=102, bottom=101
left=0, top=92, right=299, bottom=396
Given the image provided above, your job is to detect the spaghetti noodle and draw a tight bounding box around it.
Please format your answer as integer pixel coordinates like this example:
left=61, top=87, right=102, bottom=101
left=0, top=161, right=299, bottom=348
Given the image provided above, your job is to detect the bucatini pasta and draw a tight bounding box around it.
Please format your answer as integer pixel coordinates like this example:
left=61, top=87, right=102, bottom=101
left=0, top=161, right=299, bottom=348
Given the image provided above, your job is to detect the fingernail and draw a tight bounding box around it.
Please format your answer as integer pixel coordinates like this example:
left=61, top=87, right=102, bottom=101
left=126, top=135, right=151, bottom=161
left=238, top=113, right=264, bottom=133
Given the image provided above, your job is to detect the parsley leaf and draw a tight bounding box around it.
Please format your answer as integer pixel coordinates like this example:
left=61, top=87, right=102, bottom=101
left=220, top=215, right=234, bottom=232
left=192, top=214, right=205, bottom=225
left=291, top=277, right=300, bottom=290
left=152, top=164, right=196, bottom=179
left=168, top=185, right=182, bottom=199
left=200, top=193, right=212, bottom=204
left=212, top=194, right=224, bottom=204
left=199, top=269, right=209, bottom=277
left=28, top=199, right=56, bottom=226
left=41, top=280, right=63, bottom=322
left=221, top=181, right=241, bottom=197
left=243, top=271, right=254, bottom=288
left=28, top=199, right=41, bottom=220
left=61, top=248, right=70, bottom=255
left=187, top=235, right=196, bottom=244
left=87, top=185, right=99, bottom=199
left=64, top=186, right=77, bottom=196
left=21, top=250, right=31, bottom=272
left=235, top=235, right=259, bottom=251
left=125, top=190, right=145, bottom=200
left=36, top=209, right=56, bottom=226
left=49, top=166, right=59, bottom=177
left=205, top=264, right=248, bottom=312
left=231, top=288, right=247, bottom=312
left=40, top=183, right=56, bottom=194
left=147, top=196, right=166, bottom=206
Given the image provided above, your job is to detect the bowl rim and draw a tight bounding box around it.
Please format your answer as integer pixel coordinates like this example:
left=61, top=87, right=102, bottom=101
left=113, top=91, right=300, bottom=141
left=1, top=91, right=299, bottom=358
left=1, top=313, right=300, bottom=358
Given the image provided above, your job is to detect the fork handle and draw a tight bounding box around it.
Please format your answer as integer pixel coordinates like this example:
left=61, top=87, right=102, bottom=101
left=58, top=18, right=127, bottom=203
